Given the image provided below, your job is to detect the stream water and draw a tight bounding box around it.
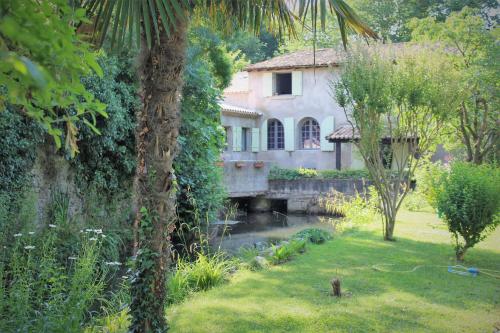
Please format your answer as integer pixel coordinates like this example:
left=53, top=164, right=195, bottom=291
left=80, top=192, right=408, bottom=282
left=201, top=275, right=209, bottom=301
left=210, top=212, right=337, bottom=254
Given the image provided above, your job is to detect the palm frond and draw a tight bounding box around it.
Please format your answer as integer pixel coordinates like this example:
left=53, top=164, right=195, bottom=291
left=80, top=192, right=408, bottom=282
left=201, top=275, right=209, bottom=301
left=81, top=0, right=189, bottom=49
left=296, top=0, right=378, bottom=48
left=80, top=0, right=375, bottom=51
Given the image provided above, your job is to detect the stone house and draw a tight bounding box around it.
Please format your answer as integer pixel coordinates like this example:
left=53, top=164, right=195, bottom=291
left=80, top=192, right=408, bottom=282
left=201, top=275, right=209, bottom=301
left=221, top=48, right=364, bottom=171
left=220, top=48, right=365, bottom=197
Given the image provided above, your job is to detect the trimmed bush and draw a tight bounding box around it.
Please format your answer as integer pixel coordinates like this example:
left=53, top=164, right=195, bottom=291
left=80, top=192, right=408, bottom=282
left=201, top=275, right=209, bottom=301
left=435, top=162, right=500, bottom=260
left=269, top=166, right=369, bottom=181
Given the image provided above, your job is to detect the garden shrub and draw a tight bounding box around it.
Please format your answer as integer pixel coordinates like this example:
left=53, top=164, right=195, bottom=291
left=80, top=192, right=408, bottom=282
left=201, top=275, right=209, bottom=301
left=269, top=166, right=370, bottom=180
left=292, top=228, right=332, bottom=244
left=166, top=252, right=234, bottom=305
left=269, top=240, right=307, bottom=264
left=321, top=187, right=380, bottom=225
left=435, top=162, right=500, bottom=260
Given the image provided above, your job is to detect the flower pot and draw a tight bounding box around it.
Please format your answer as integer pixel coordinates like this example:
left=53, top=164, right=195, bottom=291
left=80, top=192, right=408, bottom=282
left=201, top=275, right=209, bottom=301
left=254, top=161, right=264, bottom=168
left=235, top=161, right=245, bottom=168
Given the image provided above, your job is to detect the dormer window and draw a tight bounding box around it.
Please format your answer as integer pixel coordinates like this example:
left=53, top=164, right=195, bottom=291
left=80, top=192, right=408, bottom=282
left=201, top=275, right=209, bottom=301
left=263, top=71, right=302, bottom=97
left=274, top=73, right=292, bottom=95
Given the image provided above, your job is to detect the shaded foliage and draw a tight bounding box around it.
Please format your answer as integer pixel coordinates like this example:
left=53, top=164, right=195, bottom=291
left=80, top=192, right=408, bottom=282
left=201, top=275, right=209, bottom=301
left=173, top=26, right=228, bottom=250
left=72, top=54, right=139, bottom=194
left=0, top=108, right=43, bottom=195
left=0, top=0, right=106, bottom=154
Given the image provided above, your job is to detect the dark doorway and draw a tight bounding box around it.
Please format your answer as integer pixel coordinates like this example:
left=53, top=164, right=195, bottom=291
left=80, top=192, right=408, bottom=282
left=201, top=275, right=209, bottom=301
left=275, top=73, right=292, bottom=95
left=270, top=199, right=287, bottom=214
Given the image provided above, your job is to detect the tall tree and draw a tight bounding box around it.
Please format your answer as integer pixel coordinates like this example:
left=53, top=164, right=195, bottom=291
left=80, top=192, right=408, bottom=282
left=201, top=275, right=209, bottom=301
left=410, top=7, right=499, bottom=164
left=350, top=0, right=498, bottom=42
left=334, top=46, right=458, bottom=240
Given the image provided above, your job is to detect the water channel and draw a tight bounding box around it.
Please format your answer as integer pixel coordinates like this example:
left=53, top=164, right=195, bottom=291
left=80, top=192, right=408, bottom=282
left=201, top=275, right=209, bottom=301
left=210, top=212, right=336, bottom=254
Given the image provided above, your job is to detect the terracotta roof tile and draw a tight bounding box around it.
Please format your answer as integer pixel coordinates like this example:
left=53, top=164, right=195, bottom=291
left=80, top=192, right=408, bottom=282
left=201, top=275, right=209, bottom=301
left=245, top=43, right=437, bottom=72
left=245, top=48, right=344, bottom=71
left=326, top=125, right=359, bottom=142
left=219, top=102, right=262, bottom=118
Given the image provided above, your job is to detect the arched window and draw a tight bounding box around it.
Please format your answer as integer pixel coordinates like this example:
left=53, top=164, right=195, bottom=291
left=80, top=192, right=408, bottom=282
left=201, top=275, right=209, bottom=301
left=300, top=118, right=320, bottom=149
left=267, top=119, right=284, bottom=150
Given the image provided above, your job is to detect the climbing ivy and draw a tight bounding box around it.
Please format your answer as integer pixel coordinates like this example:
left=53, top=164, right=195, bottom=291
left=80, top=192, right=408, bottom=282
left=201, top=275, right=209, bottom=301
left=173, top=26, right=228, bottom=249
left=71, top=53, right=139, bottom=195
left=129, top=207, right=166, bottom=332
left=0, top=107, right=43, bottom=195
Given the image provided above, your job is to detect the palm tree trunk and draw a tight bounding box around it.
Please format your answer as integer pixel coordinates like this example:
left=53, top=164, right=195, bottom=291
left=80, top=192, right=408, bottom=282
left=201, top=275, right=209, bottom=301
left=130, top=19, right=187, bottom=332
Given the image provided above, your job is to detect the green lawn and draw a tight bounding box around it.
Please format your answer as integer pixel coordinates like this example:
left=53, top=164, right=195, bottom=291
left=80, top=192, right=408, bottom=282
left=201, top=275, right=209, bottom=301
left=167, top=210, right=500, bottom=333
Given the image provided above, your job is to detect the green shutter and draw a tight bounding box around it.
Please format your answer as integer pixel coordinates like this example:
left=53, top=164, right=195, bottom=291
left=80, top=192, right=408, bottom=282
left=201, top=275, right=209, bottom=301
left=233, top=126, right=241, bottom=152
left=251, top=128, right=260, bottom=152
left=284, top=117, right=295, bottom=151
left=263, top=72, right=273, bottom=97
left=320, top=116, right=335, bottom=151
left=292, top=71, right=302, bottom=96
left=260, top=120, right=268, bottom=151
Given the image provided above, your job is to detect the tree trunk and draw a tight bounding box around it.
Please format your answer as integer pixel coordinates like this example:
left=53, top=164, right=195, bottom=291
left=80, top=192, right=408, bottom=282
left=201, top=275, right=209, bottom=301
left=129, top=20, right=187, bottom=333
left=383, top=210, right=396, bottom=241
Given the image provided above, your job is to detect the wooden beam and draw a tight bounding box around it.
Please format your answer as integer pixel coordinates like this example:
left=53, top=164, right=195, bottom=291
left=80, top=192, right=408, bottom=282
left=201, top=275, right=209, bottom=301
left=336, top=142, right=341, bottom=170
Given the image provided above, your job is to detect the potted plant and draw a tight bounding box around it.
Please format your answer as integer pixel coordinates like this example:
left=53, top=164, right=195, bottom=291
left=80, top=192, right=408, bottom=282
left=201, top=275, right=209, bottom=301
left=215, top=160, right=224, bottom=167
left=235, top=161, right=245, bottom=168
left=253, top=161, right=265, bottom=168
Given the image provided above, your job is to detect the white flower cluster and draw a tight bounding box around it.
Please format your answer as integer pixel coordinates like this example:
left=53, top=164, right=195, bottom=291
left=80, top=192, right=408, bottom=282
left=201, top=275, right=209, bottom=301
left=105, top=261, right=122, bottom=266
left=80, top=228, right=106, bottom=240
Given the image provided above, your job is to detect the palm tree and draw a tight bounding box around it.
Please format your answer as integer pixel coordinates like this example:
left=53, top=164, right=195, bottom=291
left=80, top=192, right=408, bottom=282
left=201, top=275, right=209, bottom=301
left=81, top=1, right=376, bottom=331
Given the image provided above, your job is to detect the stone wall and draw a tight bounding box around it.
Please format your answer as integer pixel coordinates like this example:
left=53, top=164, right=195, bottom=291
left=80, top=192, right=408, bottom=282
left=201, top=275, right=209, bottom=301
left=222, top=161, right=271, bottom=197
left=267, top=178, right=372, bottom=214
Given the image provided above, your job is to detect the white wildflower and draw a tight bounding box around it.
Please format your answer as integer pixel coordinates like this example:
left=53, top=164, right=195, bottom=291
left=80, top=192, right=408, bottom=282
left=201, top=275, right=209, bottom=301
left=89, top=237, right=97, bottom=241
left=24, top=245, right=35, bottom=250
left=48, top=224, right=56, bottom=228
left=105, top=261, right=122, bottom=266
left=68, top=256, right=77, bottom=260
left=28, top=231, right=35, bottom=235
left=101, top=234, right=106, bottom=238
left=121, top=276, right=128, bottom=279
left=85, top=229, right=93, bottom=232
left=94, top=229, right=103, bottom=234
left=14, top=233, right=22, bottom=237
left=80, top=230, right=84, bottom=233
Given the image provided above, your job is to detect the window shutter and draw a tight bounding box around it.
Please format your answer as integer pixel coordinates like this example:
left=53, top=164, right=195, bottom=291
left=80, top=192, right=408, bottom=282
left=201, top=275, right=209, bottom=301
left=233, top=126, right=242, bottom=152
left=260, top=120, right=268, bottom=151
left=292, top=71, right=302, bottom=96
left=320, top=116, right=335, bottom=151
left=284, top=117, right=295, bottom=151
left=251, top=128, right=260, bottom=152
left=263, top=72, right=273, bottom=97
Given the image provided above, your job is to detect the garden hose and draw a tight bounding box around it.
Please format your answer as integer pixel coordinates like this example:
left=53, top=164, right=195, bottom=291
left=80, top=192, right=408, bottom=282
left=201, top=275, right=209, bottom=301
left=372, top=264, right=500, bottom=279
left=333, top=263, right=500, bottom=279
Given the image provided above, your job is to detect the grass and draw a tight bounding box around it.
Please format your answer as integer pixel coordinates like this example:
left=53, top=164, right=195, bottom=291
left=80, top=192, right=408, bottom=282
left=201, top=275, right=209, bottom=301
left=166, top=210, right=500, bottom=333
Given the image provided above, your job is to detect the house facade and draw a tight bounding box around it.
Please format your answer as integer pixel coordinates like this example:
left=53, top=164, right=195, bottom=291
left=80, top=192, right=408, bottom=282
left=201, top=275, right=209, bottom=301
left=221, top=48, right=364, bottom=175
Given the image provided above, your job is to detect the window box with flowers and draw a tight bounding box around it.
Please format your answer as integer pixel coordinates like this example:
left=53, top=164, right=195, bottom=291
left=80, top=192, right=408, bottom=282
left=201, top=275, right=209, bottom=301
left=235, top=161, right=245, bottom=168
left=253, top=161, right=265, bottom=168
